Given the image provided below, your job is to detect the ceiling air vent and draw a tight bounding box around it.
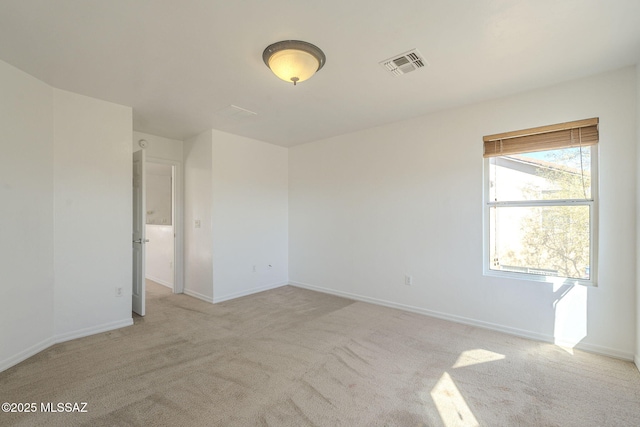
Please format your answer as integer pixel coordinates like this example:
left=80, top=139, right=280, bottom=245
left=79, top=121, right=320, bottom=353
left=379, top=49, right=428, bottom=76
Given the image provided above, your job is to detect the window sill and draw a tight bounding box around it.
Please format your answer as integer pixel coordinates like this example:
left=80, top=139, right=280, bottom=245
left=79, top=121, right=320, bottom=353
left=483, top=268, right=597, bottom=287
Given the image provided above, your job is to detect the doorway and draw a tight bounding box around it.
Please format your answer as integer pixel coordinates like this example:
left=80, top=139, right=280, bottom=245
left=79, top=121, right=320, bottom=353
left=132, top=152, right=184, bottom=317
left=145, top=161, right=174, bottom=291
left=145, top=157, right=183, bottom=295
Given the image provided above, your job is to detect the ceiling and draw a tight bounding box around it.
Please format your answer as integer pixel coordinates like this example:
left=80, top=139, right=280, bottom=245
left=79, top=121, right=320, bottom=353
left=1, top=1, right=639, bottom=147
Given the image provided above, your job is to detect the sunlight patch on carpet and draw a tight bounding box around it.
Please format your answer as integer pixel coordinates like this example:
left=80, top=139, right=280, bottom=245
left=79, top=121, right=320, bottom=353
left=430, top=372, right=479, bottom=427
left=452, top=349, right=505, bottom=369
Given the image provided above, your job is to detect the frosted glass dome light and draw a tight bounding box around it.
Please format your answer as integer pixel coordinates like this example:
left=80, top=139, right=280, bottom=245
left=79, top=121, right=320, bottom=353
left=263, top=40, right=326, bottom=85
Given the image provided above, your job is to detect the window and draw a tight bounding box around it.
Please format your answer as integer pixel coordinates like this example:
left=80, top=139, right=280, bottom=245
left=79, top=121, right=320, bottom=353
left=483, top=118, right=599, bottom=285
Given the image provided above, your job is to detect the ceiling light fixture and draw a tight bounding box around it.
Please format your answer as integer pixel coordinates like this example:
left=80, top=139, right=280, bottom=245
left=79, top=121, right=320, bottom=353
left=263, top=40, right=326, bottom=85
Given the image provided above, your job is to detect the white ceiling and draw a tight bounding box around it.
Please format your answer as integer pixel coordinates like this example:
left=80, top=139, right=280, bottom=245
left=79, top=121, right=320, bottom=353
left=1, top=1, right=639, bottom=147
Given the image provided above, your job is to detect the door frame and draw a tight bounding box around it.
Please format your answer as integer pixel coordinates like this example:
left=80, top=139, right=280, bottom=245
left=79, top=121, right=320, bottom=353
left=147, top=156, right=184, bottom=294
left=132, top=149, right=146, bottom=316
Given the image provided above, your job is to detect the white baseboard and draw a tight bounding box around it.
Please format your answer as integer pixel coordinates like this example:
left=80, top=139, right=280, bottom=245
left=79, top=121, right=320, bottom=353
left=635, top=355, right=640, bottom=372
left=183, top=288, right=214, bottom=303
left=564, top=342, right=635, bottom=362
left=146, top=275, right=173, bottom=289
left=213, top=281, right=289, bottom=303
left=290, top=280, right=635, bottom=362
left=1, top=318, right=133, bottom=373
left=54, top=318, right=134, bottom=344
left=0, top=336, right=55, bottom=373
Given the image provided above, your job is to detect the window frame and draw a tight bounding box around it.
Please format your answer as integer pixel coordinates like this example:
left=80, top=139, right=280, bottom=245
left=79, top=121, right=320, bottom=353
left=482, top=141, right=599, bottom=287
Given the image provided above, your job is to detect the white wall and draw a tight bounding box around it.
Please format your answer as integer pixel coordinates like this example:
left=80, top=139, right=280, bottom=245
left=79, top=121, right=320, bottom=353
left=183, top=129, right=289, bottom=303
left=211, top=129, right=289, bottom=302
left=133, top=131, right=183, bottom=161
left=53, top=88, right=133, bottom=340
left=184, top=130, right=214, bottom=302
left=290, top=66, right=637, bottom=360
left=146, top=225, right=174, bottom=287
left=1, top=62, right=134, bottom=373
left=0, top=60, right=55, bottom=370
left=636, top=63, right=640, bottom=370
left=146, top=167, right=172, bottom=225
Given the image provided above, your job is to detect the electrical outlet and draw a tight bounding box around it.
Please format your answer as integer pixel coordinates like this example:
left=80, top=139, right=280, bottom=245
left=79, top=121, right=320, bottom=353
left=194, top=219, right=201, bottom=228
left=404, top=275, right=413, bottom=286
left=115, top=287, right=123, bottom=297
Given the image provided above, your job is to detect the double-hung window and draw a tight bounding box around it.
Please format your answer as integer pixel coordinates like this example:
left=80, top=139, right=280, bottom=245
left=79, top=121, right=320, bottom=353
left=483, top=118, right=599, bottom=285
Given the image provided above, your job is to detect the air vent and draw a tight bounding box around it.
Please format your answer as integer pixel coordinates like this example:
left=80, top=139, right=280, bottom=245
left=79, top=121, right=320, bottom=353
left=379, top=49, right=428, bottom=77
left=216, top=105, right=258, bottom=119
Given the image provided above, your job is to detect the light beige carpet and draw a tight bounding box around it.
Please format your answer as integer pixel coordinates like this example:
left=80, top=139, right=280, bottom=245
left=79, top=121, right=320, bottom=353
left=1, top=281, right=639, bottom=427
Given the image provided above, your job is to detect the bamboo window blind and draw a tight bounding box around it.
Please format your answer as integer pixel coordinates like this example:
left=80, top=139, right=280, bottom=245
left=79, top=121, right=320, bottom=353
left=483, top=118, right=599, bottom=158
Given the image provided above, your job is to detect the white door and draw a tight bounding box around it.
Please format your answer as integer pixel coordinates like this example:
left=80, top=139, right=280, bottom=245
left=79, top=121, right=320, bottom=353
left=132, top=149, right=146, bottom=316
